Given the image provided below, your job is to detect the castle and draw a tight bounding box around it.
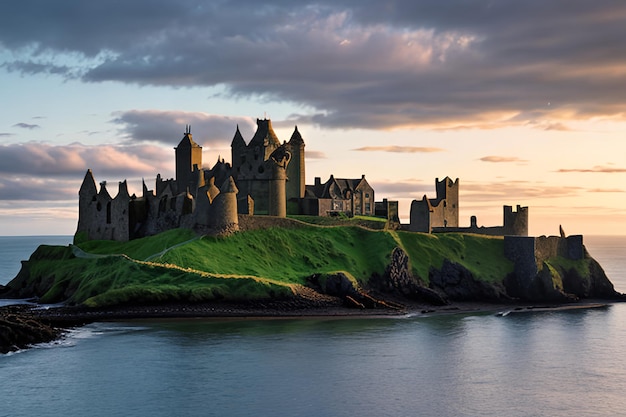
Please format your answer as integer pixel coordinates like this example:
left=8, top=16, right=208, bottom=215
left=409, top=177, right=528, bottom=236
left=76, top=118, right=377, bottom=241
left=76, top=117, right=528, bottom=242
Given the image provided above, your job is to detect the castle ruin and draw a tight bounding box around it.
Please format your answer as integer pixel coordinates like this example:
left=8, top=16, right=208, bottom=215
left=76, top=118, right=379, bottom=242
left=76, top=118, right=530, bottom=242
left=409, top=177, right=528, bottom=236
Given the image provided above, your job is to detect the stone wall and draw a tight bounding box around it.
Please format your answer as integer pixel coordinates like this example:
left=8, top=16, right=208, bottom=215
left=504, top=234, right=585, bottom=282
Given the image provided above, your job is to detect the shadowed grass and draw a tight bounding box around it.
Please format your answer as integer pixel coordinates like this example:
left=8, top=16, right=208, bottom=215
left=395, top=232, right=513, bottom=283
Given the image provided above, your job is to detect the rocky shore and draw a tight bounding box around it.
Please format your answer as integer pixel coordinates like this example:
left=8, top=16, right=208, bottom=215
left=0, top=304, right=66, bottom=354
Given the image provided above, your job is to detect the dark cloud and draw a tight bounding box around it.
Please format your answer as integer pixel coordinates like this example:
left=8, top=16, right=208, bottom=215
left=556, top=166, right=626, bottom=173
left=354, top=146, right=445, bottom=153
left=112, top=110, right=256, bottom=147
left=0, top=133, right=14, bottom=137
left=479, top=156, right=528, bottom=163
left=0, top=142, right=171, bottom=179
left=2, top=1, right=626, bottom=129
left=2, top=60, right=74, bottom=78
left=13, top=123, right=40, bottom=130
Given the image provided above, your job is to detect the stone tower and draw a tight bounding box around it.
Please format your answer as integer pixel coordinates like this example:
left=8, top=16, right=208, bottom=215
left=286, top=126, right=305, bottom=208
left=175, top=125, right=202, bottom=195
left=111, top=180, right=131, bottom=242
left=409, top=177, right=459, bottom=233
left=230, top=118, right=291, bottom=216
left=211, top=176, right=240, bottom=232
left=230, top=125, right=246, bottom=176
left=434, top=177, right=459, bottom=228
left=503, top=205, right=529, bottom=236
left=268, top=145, right=291, bottom=217
left=76, top=169, right=98, bottom=238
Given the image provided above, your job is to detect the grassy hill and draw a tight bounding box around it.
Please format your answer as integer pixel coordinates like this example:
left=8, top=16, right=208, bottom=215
left=5, top=221, right=517, bottom=307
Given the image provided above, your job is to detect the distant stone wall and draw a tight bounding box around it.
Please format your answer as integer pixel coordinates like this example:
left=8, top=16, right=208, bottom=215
left=300, top=197, right=332, bottom=216
left=535, top=235, right=584, bottom=263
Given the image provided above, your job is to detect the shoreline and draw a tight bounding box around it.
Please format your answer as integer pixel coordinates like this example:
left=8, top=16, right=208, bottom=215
left=3, top=297, right=618, bottom=322
left=1, top=298, right=617, bottom=354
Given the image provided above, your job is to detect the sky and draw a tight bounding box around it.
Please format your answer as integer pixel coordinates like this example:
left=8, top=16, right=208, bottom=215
left=1, top=0, right=625, bottom=236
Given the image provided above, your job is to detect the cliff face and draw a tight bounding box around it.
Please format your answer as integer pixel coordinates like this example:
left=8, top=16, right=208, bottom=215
left=427, top=246, right=622, bottom=303
left=429, top=259, right=509, bottom=301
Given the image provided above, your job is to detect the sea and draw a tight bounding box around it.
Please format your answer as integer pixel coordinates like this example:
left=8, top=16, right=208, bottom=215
left=1, top=235, right=625, bottom=417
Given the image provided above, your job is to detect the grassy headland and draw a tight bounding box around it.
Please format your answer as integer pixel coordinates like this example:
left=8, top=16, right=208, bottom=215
left=5, top=217, right=609, bottom=308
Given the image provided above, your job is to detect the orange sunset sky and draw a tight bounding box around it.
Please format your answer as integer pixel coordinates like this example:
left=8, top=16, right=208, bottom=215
left=1, top=1, right=625, bottom=236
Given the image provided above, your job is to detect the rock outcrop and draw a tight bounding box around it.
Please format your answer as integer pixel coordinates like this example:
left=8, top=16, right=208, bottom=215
left=429, top=259, right=510, bottom=301
left=0, top=305, right=64, bottom=354
left=370, top=247, right=448, bottom=305
left=307, top=272, right=404, bottom=310
left=504, top=248, right=624, bottom=302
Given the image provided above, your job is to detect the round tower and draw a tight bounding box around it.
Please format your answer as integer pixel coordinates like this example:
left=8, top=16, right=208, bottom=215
left=211, top=176, right=239, bottom=233
left=267, top=145, right=291, bottom=217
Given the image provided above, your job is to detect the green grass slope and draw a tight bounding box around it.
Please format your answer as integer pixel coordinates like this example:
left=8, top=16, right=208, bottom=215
left=6, top=225, right=522, bottom=308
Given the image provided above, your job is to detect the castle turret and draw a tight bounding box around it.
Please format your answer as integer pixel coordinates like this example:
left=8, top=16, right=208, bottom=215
left=231, top=125, right=246, bottom=175
left=248, top=118, right=281, bottom=160
left=175, top=125, right=202, bottom=194
left=211, top=176, right=239, bottom=233
left=503, top=205, right=529, bottom=236
left=286, top=126, right=306, bottom=207
left=268, top=145, right=291, bottom=217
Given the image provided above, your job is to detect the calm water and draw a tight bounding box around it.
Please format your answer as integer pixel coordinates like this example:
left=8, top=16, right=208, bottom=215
left=1, top=235, right=625, bottom=417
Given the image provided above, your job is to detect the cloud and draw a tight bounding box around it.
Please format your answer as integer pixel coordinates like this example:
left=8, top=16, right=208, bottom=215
left=369, top=179, right=433, bottom=197
left=112, top=110, right=256, bottom=147
left=461, top=181, right=584, bottom=202
left=0, top=133, right=15, bottom=137
left=587, top=188, right=624, bottom=193
left=2, top=2, right=626, bottom=130
left=556, top=165, right=626, bottom=173
left=0, top=176, right=77, bottom=201
left=0, top=142, right=172, bottom=178
left=305, top=151, right=327, bottom=160
left=354, top=146, right=445, bottom=153
left=13, top=123, right=40, bottom=130
left=0, top=140, right=188, bottom=202
left=479, top=156, right=528, bottom=163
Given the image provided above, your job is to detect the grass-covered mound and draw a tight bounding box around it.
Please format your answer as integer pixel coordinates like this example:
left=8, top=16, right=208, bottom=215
left=8, top=220, right=608, bottom=308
